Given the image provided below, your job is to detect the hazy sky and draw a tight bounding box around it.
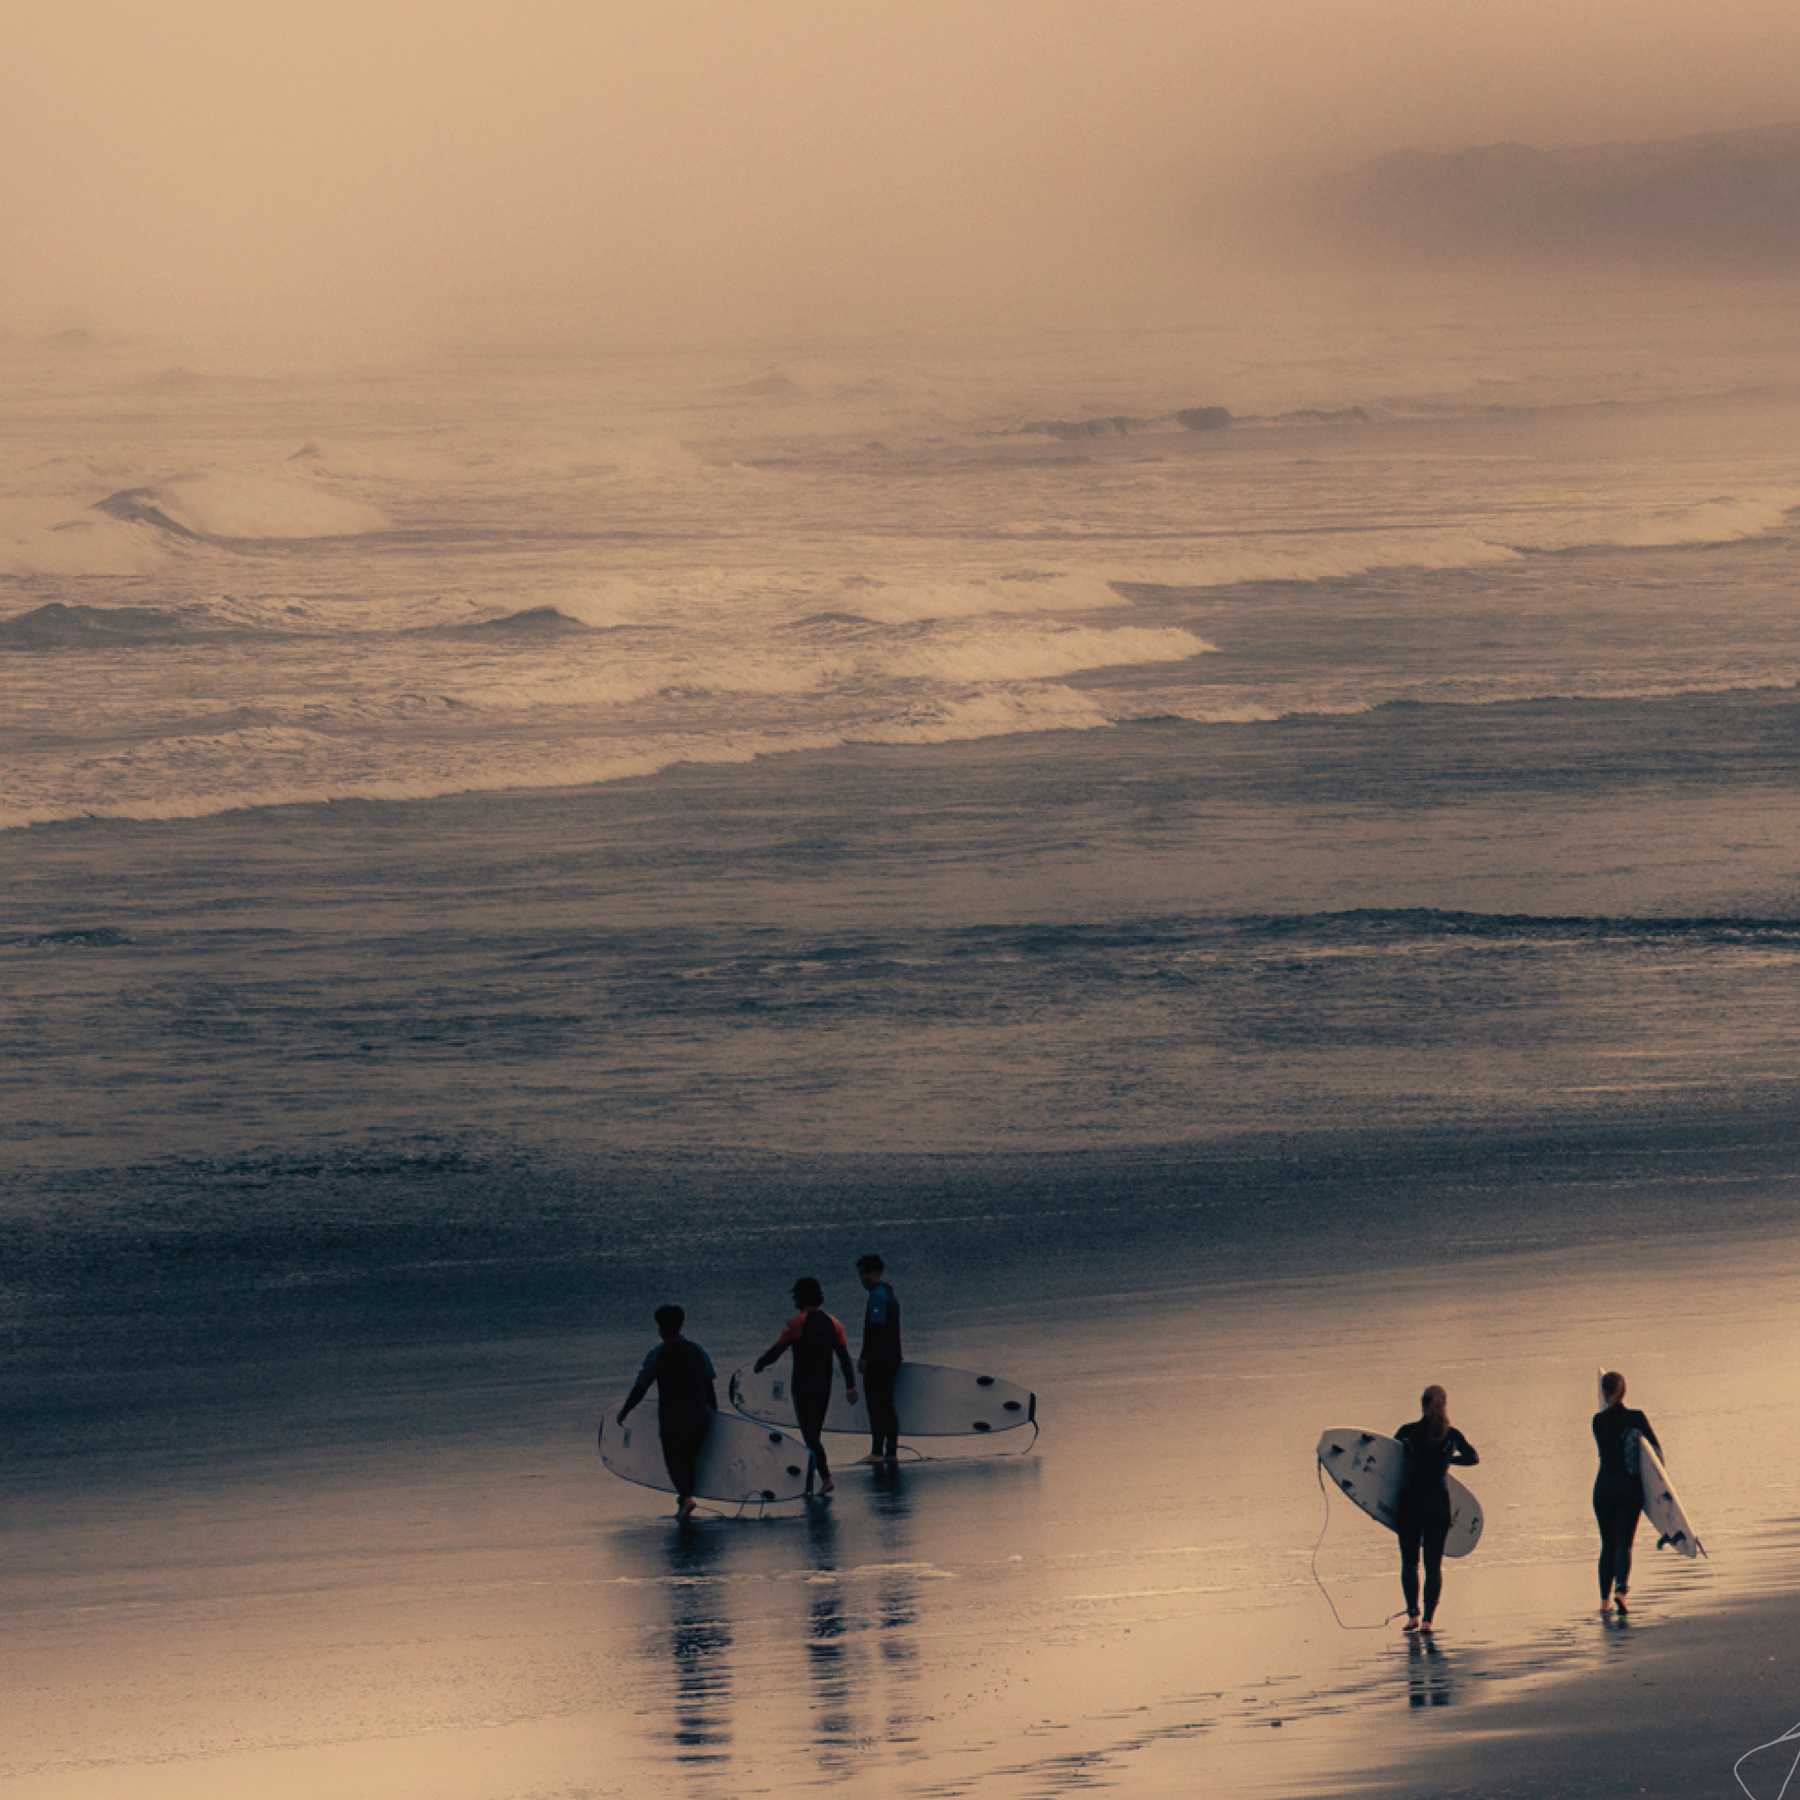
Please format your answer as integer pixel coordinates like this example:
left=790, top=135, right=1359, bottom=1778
left=5, top=0, right=1799, bottom=342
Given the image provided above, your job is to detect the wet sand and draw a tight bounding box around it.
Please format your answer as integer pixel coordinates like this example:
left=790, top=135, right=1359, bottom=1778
left=5, top=1187, right=1798, bottom=1800
left=1346, top=1582, right=1800, bottom=1800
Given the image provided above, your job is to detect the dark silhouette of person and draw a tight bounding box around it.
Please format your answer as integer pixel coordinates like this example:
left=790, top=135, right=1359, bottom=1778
left=855, top=1253, right=903, bottom=1464
left=1593, top=1369, right=1660, bottom=1615
left=1394, top=1384, right=1479, bottom=1633
left=753, top=1277, right=857, bottom=1494
left=618, top=1304, right=718, bottom=1518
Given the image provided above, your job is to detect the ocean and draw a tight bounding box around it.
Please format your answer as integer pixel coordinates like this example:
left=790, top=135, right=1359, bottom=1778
left=5, top=277, right=1800, bottom=1797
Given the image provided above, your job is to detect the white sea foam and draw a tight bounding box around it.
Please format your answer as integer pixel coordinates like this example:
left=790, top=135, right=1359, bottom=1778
left=557, top=576, right=665, bottom=630
left=837, top=569, right=1127, bottom=624
left=8, top=322, right=1800, bottom=832
left=1569, top=489, right=1800, bottom=550
left=112, top=470, right=389, bottom=539
left=0, top=504, right=177, bottom=576
left=1109, top=532, right=1523, bottom=591
left=876, top=624, right=1213, bottom=684
left=852, top=686, right=1112, bottom=745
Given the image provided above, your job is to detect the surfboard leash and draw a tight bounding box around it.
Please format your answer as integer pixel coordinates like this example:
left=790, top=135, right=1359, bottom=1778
left=1312, top=1460, right=1407, bottom=1633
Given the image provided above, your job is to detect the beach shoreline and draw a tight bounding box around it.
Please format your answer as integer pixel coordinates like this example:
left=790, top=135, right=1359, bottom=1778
left=5, top=1178, right=1797, bottom=1799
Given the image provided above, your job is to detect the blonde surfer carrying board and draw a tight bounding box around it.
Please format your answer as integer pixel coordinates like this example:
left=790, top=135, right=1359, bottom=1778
left=1395, top=1385, right=1481, bottom=1634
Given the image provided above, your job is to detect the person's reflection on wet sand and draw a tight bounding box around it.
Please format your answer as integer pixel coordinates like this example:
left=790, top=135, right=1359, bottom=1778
left=870, top=1465, right=921, bottom=1671
left=802, top=1502, right=856, bottom=1771
left=662, top=1519, right=734, bottom=1763
left=1406, top=1633, right=1454, bottom=1709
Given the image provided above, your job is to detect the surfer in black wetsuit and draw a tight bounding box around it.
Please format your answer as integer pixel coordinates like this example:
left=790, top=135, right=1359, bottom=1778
left=1593, top=1369, right=1661, bottom=1616
left=618, top=1304, right=719, bottom=1519
left=1394, top=1385, right=1479, bottom=1634
left=855, top=1253, right=903, bottom=1465
left=753, top=1277, right=858, bottom=1494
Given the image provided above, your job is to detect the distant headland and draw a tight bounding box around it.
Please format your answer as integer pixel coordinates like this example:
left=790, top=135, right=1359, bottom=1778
left=1304, top=122, right=1800, bottom=270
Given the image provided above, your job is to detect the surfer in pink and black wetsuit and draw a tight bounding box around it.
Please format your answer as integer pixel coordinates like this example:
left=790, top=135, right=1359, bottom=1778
left=1394, top=1385, right=1479, bottom=1634
left=753, top=1277, right=858, bottom=1495
left=1593, top=1370, right=1661, bottom=1617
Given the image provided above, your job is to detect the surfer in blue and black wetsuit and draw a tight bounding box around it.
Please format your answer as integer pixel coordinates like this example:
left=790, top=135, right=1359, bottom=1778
left=617, top=1304, right=719, bottom=1519
left=1395, top=1385, right=1479, bottom=1634
left=855, top=1253, right=903, bottom=1465
left=753, top=1277, right=858, bottom=1494
left=1593, top=1370, right=1661, bottom=1617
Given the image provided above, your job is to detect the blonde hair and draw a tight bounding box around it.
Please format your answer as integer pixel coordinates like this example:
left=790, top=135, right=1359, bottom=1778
left=1420, top=1384, right=1450, bottom=1443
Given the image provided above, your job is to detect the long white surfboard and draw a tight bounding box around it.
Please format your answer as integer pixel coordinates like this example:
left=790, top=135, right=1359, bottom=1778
left=729, top=1360, right=1036, bottom=1439
left=1637, top=1436, right=1706, bottom=1559
left=600, top=1401, right=811, bottom=1504
left=1316, top=1427, right=1484, bottom=1557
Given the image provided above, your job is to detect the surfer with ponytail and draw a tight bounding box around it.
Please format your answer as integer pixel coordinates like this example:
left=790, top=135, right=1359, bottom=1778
left=1593, top=1370, right=1661, bottom=1616
left=1394, top=1384, right=1480, bottom=1633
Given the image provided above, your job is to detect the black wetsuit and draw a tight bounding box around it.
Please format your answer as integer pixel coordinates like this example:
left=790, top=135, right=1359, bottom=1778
left=860, top=1279, right=903, bottom=1460
left=1394, top=1419, right=1479, bottom=1621
left=1593, top=1404, right=1659, bottom=1602
left=622, top=1335, right=718, bottom=1500
left=755, top=1307, right=856, bottom=1485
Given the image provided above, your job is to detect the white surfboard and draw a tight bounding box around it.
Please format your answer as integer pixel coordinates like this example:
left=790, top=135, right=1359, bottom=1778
left=1316, top=1427, right=1484, bottom=1557
left=729, top=1360, right=1036, bottom=1439
left=1594, top=1368, right=1705, bottom=1558
left=599, top=1402, right=811, bottom=1504
left=1637, top=1436, right=1706, bottom=1559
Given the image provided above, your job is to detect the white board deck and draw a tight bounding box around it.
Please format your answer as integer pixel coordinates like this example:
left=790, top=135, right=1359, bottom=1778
left=1594, top=1367, right=1705, bottom=1559
left=599, top=1401, right=811, bottom=1504
left=729, top=1360, right=1036, bottom=1438
left=1315, top=1427, right=1484, bottom=1557
left=1637, top=1436, right=1706, bottom=1559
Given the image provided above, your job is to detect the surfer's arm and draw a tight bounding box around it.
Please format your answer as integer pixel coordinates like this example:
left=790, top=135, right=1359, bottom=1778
left=753, top=1317, right=802, bottom=1372
left=1449, top=1432, right=1479, bottom=1467
left=831, top=1318, right=858, bottom=1399
left=618, top=1347, right=660, bottom=1421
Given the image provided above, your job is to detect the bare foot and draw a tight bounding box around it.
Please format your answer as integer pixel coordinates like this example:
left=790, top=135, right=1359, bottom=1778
left=820, top=1478, right=836, bottom=1495
left=857, top=1453, right=884, bottom=1465
left=1613, top=1594, right=1629, bottom=1615
left=676, top=1497, right=697, bottom=1519
left=1599, top=1600, right=1613, bottom=1617
left=1403, top=1614, right=1421, bottom=1633
left=1419, top=1619, right=1435, bottom=1634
